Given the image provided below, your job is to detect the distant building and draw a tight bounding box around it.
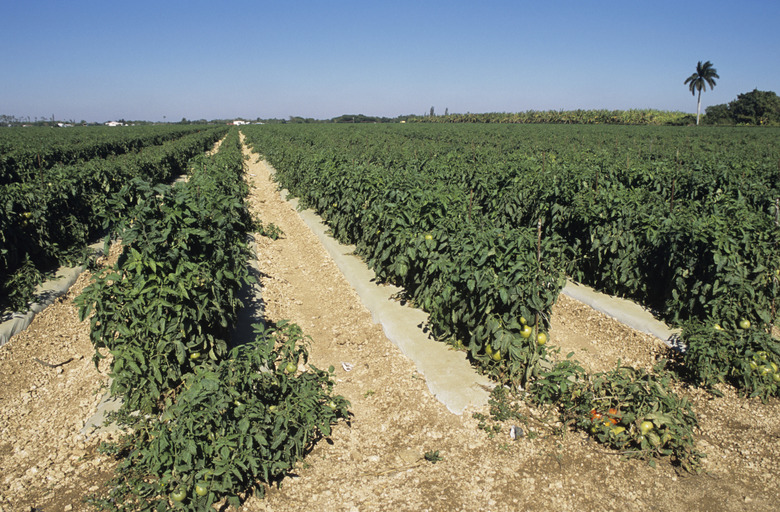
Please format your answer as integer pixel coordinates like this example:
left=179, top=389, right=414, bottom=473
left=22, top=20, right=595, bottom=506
left=231, top=120, right=249, bottom=125
left=105, top=121, right=125, bottom=127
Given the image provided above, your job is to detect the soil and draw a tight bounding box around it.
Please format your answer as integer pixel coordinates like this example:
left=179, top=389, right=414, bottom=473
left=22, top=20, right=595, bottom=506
left=1, top=137, right=777, bottom=512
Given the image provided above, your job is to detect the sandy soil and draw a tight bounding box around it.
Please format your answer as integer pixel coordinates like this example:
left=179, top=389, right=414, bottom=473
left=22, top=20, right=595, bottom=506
left=0, top=138, right=777, bottom=512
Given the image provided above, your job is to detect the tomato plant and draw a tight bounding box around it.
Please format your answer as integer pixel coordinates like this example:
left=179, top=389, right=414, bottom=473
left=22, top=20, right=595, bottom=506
left=681, top=320, right=780, bottom=400
left=80, top=131, right=352, bottom=511
left=1, top=126, right=227, bottom=313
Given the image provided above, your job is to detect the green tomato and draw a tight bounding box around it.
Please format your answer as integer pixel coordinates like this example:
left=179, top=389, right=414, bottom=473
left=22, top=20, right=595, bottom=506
left=485, top=344, right=493, bottom=356
left=492, top=350, right=502, bottom=362
left=189, top=352, right=201, bottom=361
left=520, top=325, right=533, bottom=339
left=639, top=421, right=654, bottom=435
left=285, top=362, right=297, bottom=373
left=195, top=482, right=208, bottom=496
left=536, top=333, right=547, bottom=346
left=171, top=488, right=186, bottom=502
left=739, top=318, right=751, bottom=329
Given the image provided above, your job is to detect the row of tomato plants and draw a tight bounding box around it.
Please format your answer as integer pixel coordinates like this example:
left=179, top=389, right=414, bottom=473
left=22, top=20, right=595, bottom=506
left=76, top=129, right=348, bottom=510
left=0, top=127, right=227, bottom=313
left=242, top=124, right=779, bottom=470
left=242, top=124, right=779, bottom=377
left=0, top=124, right=209, bottom=185
left=406, top=108, right=693, bottom=125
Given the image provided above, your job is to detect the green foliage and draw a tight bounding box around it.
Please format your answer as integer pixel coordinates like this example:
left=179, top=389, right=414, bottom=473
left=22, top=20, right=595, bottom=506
left=556, top=362, right=703, bottom=472
left=705, top=89, right=780, bottom=126
left=472, top=386, right=526, bottom=438
left=703, top=103, right=733, bottom=125
left=80, top=129, right=350, bottom=508
left=87, top=324, right=348, bottom=511
left=0, top=124, right=209, bottom=185
left=404, top=109, right=692, bottom=125
left=1, top=126, right=227, bottom=313
left=684, top=61, right=719, bottom=97
left=77, top=160, right=252, bottom=413
left=730, top=89, right=780, bottom=125
left=255, top=221, right=284, bottom=240
left=243, top=122, right=780, bottom=335
left=424, top=450, right=443, bottom=463
left=1, top=254, right=47, bottom=312
left=241, top=123, right=778, bottom=470
left=527, top=353, right=586, bottom=405
left=243, top=125, right=575, bottom=386
left=681, top=321, right=780, bottom=401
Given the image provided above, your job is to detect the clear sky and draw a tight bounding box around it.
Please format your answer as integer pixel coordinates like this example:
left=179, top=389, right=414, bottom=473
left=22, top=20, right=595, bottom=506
left=2, top=0, right=779, bottom=122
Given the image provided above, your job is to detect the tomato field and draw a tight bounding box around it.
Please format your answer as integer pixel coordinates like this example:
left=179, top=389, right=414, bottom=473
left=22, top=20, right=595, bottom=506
left=1, top=123, right=779, bottom=509
left=2, top=127, right=349, bottom=510
left=0, top=125, right=228, bottom=312
left=242, top=123, right=780, bottom=469
left=242, top=123, right=779, bottom=386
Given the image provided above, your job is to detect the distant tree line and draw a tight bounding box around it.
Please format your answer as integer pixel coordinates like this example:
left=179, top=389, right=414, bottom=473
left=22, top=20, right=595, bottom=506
left=405, top=109, right=696, bottom=125
left=704, top=89, right=780, bottom=126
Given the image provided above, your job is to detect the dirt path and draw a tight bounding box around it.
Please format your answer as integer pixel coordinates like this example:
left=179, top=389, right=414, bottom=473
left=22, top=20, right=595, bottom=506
left=0, top=247, right=120, bottom=512
left=0, top=137, right=777, bottom=511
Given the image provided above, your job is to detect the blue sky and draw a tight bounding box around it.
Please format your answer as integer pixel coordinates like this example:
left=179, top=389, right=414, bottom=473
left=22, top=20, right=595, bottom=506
left=2, top=0, right=779, bottom=122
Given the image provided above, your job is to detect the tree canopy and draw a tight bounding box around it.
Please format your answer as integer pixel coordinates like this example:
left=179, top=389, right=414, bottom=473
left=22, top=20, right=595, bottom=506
left=705, top=89, right=780, bottom=126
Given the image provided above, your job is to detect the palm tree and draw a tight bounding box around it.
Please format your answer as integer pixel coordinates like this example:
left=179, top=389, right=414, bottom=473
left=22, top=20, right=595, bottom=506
left=684, top=61, right=719, bottom=125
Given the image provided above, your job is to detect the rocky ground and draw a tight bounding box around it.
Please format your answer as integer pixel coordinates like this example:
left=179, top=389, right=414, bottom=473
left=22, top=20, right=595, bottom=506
left=0, top=139, right=777, bottom=511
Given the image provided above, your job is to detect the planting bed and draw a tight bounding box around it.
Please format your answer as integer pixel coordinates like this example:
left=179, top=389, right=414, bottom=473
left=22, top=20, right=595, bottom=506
left=0, top=139, right=777, bottom=511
